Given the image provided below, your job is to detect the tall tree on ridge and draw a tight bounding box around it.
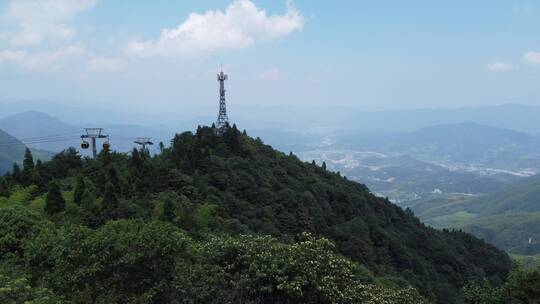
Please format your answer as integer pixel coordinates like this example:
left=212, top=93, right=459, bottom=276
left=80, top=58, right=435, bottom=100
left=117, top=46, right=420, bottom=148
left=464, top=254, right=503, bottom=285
left=22, top=148, right=34, bottom=181
left=45, top=181, right=66, bottom=215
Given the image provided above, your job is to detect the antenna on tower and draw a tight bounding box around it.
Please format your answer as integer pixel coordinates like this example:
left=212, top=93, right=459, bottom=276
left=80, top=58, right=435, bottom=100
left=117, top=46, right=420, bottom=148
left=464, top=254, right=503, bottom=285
left=134, top=137, right=154, bottom=151
left=80, top=128, right=109, bottom=159
left=216, top=67, right=229, bottom=134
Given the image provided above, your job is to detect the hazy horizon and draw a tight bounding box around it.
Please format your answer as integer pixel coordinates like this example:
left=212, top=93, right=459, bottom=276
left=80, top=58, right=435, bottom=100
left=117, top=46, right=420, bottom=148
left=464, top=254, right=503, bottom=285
left=2, top=99, right=540, bottom=131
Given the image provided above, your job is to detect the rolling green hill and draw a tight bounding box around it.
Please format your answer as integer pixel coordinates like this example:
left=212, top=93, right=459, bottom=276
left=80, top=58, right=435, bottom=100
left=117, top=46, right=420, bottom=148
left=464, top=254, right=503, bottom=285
left=0, top=126, right=510, bottom=303
left=463, top=175, right=540, bottom=216
left=405, top=175, right=540, bottom=256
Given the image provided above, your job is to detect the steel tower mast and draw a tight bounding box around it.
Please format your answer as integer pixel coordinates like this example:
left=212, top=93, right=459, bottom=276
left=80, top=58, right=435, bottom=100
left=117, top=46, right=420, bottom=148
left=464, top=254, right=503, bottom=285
left=216, top=69, right=229, bottom=133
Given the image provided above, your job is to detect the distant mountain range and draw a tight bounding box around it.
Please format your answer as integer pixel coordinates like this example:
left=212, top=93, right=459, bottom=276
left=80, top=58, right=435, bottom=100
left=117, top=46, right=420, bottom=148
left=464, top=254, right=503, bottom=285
left=324, top=103, right=540, bottom=135
left=0, top=109, right=323, bottom=157
left=5, top=101, right=540, bottom=135
left=0, top=111, right=80, bottom=152
left=0, top=111, right=78, bottom=137
left=373, top=122, right=540, bottom=171
left=0, top=111, right=172, bottom=154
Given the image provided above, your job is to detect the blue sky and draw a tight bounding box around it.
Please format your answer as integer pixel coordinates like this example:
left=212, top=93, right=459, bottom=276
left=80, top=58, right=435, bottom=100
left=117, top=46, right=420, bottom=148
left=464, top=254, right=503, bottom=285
left=0, top=0, right=540, bottom=115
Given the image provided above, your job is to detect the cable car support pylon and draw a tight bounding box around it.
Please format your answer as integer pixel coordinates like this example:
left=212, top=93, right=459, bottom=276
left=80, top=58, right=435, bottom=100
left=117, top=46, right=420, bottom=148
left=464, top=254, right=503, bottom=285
left=80, top=128, right=109, bottom=159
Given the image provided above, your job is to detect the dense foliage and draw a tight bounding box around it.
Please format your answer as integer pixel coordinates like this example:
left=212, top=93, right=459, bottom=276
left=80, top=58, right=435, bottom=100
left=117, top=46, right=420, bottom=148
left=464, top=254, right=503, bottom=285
left=0, top=208, right=428, bottom=304
left=463, top=264, right=540, bottom=304
left=0, top=125, right=511, bottom=303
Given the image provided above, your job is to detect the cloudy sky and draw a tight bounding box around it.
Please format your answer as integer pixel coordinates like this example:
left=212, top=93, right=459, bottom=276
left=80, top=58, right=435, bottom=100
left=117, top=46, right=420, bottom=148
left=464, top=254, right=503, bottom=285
left=0, top=0, right=540, bottom=115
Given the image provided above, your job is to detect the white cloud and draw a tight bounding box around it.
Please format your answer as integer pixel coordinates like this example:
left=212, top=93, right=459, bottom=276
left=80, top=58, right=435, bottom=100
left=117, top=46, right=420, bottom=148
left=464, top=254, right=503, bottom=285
left=4, top=0, right=99, bottom=46
left=524, top=51, right=540, bottom=64
left=486, top=62, right=513, bottom=72
left=259, top=67, right=284, bottom=80
left=126, top=0, right=303, bottom=58
left=87, top=56, right=124, bottom=72
left=0, top=45, right=86, bottom=70
left=0, top=50, right=27, bottom=62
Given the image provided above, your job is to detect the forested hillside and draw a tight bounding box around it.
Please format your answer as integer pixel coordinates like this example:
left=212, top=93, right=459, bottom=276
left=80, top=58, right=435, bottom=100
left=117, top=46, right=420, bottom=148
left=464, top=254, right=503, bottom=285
left=0, top=129, right=28, bottom=173
left=0, top=125, right=511, bottom=303
left=461, top=177, right=540, bottom=255
left=404, top=175, right=540, bottom=256
left=0, top=128, right=52, bottom=173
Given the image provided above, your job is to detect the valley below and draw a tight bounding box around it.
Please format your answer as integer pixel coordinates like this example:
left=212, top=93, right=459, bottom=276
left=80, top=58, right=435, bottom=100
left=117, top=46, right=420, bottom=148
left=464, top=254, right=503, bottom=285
left=299, top=147, right=540, bottom=264
left=293, top=122, right=540, bottom=262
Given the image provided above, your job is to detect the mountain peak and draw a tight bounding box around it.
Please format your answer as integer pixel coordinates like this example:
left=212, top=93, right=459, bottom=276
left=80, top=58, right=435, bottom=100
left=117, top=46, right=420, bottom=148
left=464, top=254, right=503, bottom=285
left=1, top=110, right=65, bottom=122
